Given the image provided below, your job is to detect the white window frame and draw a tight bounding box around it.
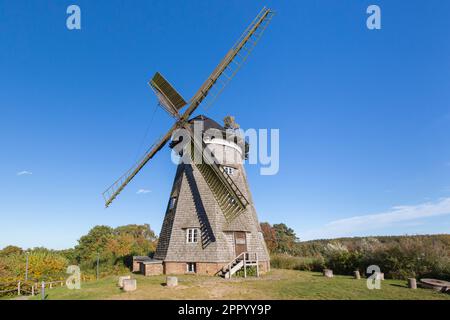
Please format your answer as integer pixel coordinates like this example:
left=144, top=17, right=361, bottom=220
left=186, top=228, right=199, bottom=244
left=186, top=262, right=196, bottom=273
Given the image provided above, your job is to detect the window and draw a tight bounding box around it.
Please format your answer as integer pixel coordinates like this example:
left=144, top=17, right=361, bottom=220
left=186, top=262, right=196, bottom=273
left=169, top=197, right=177, bottom=210
left=186, top=228, right=199, bottom=243
left=223, top=166, right=235, bottom=176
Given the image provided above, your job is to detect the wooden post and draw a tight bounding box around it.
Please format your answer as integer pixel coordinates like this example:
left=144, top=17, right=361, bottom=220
left=354, top=271, right=361, bottom=279
left=31, top=284, right=35, bottom=296
left=244, top=254, right=247, bottom=278
left=17, top=281, right=21, bottom=295
left=256, top=253, right=260, bottom=277
left=96, top=252, right=99, bottom=281
left=408, top=278, right=417, bottom=289
left=41, top=281, right=45, bottom=300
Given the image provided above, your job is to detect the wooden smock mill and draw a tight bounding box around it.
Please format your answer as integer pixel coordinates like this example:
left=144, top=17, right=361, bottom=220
left=103, top=7, right=275, bottom=278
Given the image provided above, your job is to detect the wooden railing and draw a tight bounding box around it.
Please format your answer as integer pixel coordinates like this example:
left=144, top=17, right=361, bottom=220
left=223, top=252, right=259, bottom=279
left=0, top=279, right=65, bottom=298
left=223, top=251, right=247, bottom=277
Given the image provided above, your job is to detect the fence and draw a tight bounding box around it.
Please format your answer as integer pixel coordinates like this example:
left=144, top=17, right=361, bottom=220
left=0, top=279, right=65, bottom=298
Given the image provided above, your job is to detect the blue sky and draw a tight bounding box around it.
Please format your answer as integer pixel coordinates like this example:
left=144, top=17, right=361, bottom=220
left=1, top=0, right=450, bottom=249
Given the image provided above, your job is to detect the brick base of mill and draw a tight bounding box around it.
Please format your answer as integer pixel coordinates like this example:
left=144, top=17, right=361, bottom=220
left=135, top=259, right=270, bottom=276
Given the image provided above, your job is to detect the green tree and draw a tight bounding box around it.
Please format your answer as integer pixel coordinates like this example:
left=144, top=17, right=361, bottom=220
left=273, top=223, right=299, bottom=254
left=0, top=245, right=23, bottom=257
left=74, top=224, right=158, bottom=270
left=75, top=225, right=114, bottom=263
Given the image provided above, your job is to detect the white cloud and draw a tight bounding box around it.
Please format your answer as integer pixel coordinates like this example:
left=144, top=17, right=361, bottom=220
left=302, top=197, right=450, bottom=240
left=17, top=171, right=33, bottom=176
left=136, top=189, right=151, bottom=194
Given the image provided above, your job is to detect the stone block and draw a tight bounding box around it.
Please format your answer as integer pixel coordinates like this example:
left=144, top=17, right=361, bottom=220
left=122, top=279, right=137, bottom=292
left=166, top=276, right=178, bottom=287
left=323, top=269, right=333, bottom=278
left=118, top=275, right=131, bottom=288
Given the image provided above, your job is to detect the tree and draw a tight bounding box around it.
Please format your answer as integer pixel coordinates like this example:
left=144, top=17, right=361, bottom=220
left=75, top=225, right=114, bottom=263
left=260, top=222, right=299, bottom=254
left=74, top=224, right=158, bottom=269
left=0, top=245, right=23, bottom=257
left=260, top=223, right=277, bottom=252
left=273, top=223, right=299, bottom=254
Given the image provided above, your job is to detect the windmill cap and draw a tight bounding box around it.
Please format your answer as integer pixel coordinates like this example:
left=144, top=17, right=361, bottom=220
left=188, top=115, right=224, bottom=132
left=188, top=115, right=247, bottom=144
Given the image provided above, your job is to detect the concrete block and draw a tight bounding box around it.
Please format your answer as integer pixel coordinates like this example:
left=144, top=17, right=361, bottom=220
left=122, top=279, right=137, bottom=292
left=118, top=275, right=131, bottom=288
left=166, top=276, right=178, bottom=287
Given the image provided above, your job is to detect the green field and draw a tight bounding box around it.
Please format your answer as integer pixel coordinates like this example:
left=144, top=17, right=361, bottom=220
left=18, top=269, right=449, bottom=300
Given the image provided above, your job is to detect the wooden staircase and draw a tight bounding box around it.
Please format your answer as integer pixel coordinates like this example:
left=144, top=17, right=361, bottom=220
left=220, top=252, right=259, bottom=279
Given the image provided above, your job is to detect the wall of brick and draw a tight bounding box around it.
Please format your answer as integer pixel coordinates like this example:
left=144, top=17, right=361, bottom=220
left=141, top=263, right=164, bottom=276
left=164, top=262, right=224, bottom=275
left=163, top=261, right=270, bottom=276
left=259, top=261, right=271, bottom=274
left=164, top=262, right=187, bottom=275
left=196, top=262, right=223, bottom=275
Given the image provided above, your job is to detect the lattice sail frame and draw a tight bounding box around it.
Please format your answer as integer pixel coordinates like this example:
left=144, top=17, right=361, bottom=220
left=183, top=125, right=249, bottom=221
left=150, top=72, right=187, bottom=117
left=102, top=7, right=275, bottom=213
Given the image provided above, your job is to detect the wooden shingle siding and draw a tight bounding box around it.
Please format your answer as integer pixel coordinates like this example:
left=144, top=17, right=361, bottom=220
left=154, top=119, right=270, bottom=272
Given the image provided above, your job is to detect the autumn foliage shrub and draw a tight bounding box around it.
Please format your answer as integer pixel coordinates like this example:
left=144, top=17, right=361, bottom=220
left=268, top=234, right=450, bottom=280
left=0, top=224, right=158, bottom=289
left=0, top=249, right=68, bottom=283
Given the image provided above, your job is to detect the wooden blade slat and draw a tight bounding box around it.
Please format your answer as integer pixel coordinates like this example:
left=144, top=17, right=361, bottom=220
left=184, top=125, right=249, bottom=221
left=150, top=72, right=187, bottom=117
left=103, top=7, right=274, bottom=208
left=102, top=130, right=175, bottom=207
left=179, top=7, right=275, bottom=121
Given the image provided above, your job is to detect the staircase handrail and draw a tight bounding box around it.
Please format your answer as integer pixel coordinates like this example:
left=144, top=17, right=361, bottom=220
left=223, top=251, right=247, bottom=275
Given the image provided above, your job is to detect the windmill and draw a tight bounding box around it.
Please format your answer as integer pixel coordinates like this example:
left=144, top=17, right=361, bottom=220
left=103, top=7, right=274, bottom=277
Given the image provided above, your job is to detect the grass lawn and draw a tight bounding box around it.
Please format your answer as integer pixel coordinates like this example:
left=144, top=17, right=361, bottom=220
left=24, top=269, right=450, bottom=300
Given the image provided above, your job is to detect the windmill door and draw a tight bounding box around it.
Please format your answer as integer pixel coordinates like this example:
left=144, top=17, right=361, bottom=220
left=234, top=232, right=247, bottom=257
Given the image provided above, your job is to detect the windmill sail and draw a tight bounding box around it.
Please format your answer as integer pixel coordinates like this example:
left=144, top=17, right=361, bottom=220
left=183, top=125, right=249, bottom=221
left=180, top=6, right=275, bottom=120
left=102, top=133, right=172, bottom=207
left=150, top=72, right=187, bottom=117
left=103, top=7, right=274, bottom=208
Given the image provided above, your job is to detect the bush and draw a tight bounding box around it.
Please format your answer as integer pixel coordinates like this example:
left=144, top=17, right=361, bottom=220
left=234, top=266, right=258, bottom=277
left=0, top=249, right=68, bottom=282
left=271, top=254, right=325, bottom=272
left=271, top=236, right=450, bottom=281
